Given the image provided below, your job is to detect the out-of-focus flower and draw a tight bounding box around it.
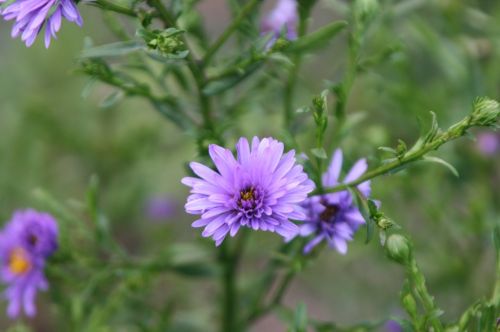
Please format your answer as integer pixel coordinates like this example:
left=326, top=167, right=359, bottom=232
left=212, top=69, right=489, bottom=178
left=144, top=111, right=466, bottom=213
left=182, top=137, right=314, bottom=246
left=0, top=0, right=83, bottom=48
left=0, top=209, right=58, bottom=318
left=298, top=149, right=371, bottom=254
left=261, top=0, right=298, bottom=45
left=385, top=320, right=403, bottom=332
left=476, top=132, right=499, bottom=156
left=145, top=196, right=178, bottom=221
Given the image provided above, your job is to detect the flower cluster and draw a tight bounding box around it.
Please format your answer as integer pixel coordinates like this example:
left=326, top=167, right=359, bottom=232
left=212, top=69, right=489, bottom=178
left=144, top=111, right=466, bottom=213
left=0, top=209, right=58, bottom=318
left=182, top=137, right=314, bottom=246
left=0, top=0, right=82, bottom=47
left=298, top=149, right=371, bottom=254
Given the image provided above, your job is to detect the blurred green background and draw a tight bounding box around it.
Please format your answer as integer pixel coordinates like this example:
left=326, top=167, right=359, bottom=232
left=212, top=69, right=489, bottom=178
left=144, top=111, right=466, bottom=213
left=0, top=0, right=499, bottom=331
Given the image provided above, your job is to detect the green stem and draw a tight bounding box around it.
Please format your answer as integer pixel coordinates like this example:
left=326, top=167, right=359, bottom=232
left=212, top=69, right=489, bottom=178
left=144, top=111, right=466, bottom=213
left=147, top=0, right=217, bottom=142
left=314, top=114, right=476, bottom=195
left=92, top=0, right=137, bottom=17
left=408, top=259, right=444, bottom=331
left=284, top=11, right=310, bottom=132
left=203, top=0, right=262, bottom=65
left=220, top=242, right=237, bottom=332
left=147, top=0, right=175, bottom=26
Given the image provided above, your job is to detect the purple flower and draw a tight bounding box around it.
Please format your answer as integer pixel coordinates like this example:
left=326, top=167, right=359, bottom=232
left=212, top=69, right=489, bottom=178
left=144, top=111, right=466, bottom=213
left=1, top=0, right=83, bottom=48
left=476, top=132, right=499, bottom=156
left=298, top=149, right=371, bottom=254
left=182, top=137, right=314, bottom=246
left=261, top=0, right=298, bottom=44
left=385, top=320, right=403, bottom=332
left=145, top=196, right=178, bottom=221
left=0, top=209, right=58, bottom=318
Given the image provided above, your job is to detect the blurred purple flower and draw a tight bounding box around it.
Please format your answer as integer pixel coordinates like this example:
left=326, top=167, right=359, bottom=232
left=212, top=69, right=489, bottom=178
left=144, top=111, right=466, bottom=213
left=476, top=132, right=499, bottom=156
left=261, top=0, right=298, bottom=45
left=182, top=137, right=314, bottom=246
left=298, top=149, right=371, bottom=254
left=0, top=209, right=58, bottom=318
left=385, top=320, right=403, bottom=332
left=0, top=0, right=83, bottom=48
left=145, top=196, right=178, bottom=221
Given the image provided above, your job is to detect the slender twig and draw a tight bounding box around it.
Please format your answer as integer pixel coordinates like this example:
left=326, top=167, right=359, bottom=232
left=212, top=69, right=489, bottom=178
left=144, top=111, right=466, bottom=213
left=314, top=112, right=483, bottom=195
left=92, top=0, right=137, bottom=17
left=203, top=0, right=262, bottom=65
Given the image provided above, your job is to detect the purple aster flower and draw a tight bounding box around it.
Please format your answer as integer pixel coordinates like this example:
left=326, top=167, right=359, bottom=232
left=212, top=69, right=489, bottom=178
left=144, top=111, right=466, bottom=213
left=261, top=0, right=298, bottom=45
left=476, top=132, right=499, bottom=156
left=385, top=320, right=403, bottom=332
left=145, top=195, right=178, bottom=221
left=1, top=0, right=83, bottom=48
left=0, top=209, right=58, bottom=318
left=298, top=149, right=371, bottom=254
left=182, top=137, right=314, bottom=246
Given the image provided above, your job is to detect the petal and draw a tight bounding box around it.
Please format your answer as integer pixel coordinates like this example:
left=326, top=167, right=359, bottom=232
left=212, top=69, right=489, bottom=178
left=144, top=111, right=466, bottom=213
left=323, top=149, right=343, bottom=187
left=304, top=234, right=324, bottom=254
left=344, top=158, right=368, bottom=183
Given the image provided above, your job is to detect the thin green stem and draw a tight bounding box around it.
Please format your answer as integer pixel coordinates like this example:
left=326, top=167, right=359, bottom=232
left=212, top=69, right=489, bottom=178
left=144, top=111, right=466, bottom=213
left=203, top=0, right=262, bottom=65
left=407, top=259, right=444, bottom=331
left=314, top=114, right=476, bottom=195
left=219, top=242, right=237, bottom=332
left=146, top=0, right=217, bottom=141
left=147, top=0, right=174, bottom=26
left=92, top=0, right=137, bottom=17
left=284, top=11, right=310, bottom=132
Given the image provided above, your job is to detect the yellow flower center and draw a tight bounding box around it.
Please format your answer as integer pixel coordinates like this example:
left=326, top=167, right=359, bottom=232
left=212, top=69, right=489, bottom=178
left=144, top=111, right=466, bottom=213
left=8, top=247, right=31, bottom=275
left=240, top=187, right=255, bottom=201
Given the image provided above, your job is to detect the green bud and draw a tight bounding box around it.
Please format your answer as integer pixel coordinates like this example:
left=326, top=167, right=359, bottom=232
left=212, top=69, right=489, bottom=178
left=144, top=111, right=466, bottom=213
left=376, top=215, right=394, bottom=230
left=270, top=37, right=292, bottom=52
left=354, top=0, right=379, bottom=23
left=401, top=292, right=418, bottom=319
left=470, top=97, right=500, bottom=127
left=385, top=234, right=412, bottom=264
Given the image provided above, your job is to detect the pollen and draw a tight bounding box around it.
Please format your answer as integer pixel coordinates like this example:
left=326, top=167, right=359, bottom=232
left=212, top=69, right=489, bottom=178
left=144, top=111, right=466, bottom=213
left=240, top=187, right=255, bottom=201
left=8, top=247, right=31, bottom=275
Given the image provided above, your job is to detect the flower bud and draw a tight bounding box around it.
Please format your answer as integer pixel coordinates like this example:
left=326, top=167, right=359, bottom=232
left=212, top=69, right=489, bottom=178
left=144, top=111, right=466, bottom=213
left=385, top=234, right=412, bottom=264
left=471, top=97, right=500, bottom=127
left=354, top=0, right=379, bottom=23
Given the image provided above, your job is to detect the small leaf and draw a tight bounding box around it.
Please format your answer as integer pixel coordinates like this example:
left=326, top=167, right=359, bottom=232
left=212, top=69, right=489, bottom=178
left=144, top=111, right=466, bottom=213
left=80, top=40, right=144, bottom=58
left=292, top=303, right=308, bottom=332
left=422, top=156, right=459, bottom=177
left=288, top=21, right=348, bottom=53
left=311, top=148, right=328, bottom=159
left=378, top=146, right=397, bottom=154
left=81, top=78, right=97, bottom=99
left=99, top=90, right=124, bottom=109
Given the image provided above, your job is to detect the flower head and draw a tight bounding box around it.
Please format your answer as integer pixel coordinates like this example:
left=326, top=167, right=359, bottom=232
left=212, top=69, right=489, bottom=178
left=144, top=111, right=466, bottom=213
left=1, top=0, right=83, bottom=48
left=182, top=137, right=314, bottom=246
left=145, top=195, right=178, bottom=221
left=261, top=0, right=298, bottom=45
left=298, top=149, right=371, bottom=254
left=0, top=209, right=58, bottom=318
left=476, top=132, right=499, bottom=156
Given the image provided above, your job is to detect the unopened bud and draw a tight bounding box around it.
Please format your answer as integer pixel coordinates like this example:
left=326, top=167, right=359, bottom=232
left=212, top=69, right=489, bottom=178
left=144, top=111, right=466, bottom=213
left=354, top=0, right=379, bottom=23
left=471, top=97, right=499, bottom=127
left=385, top=234, right=412, bottom=264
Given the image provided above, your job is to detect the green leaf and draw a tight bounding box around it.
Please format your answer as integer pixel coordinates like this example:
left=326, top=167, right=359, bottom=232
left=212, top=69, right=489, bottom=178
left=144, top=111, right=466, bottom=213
left=422, top=156, right=459, bottom=177
left=80, top=40, right=144, bottom=58
left=99, top=90, right=124, bottom=109
left=288, top=21, right=348, bottom=53
left=202, top=63, right=261, bottom=96
left=292, top=303, right=308, bottom=332
left=311, top=148, right=328, bottom=159
left=350, top=188, right=373, bottom=243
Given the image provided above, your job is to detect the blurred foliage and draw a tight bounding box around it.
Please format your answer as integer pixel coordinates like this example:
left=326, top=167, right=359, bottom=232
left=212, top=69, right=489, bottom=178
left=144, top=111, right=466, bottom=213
left=0, top=0, right=499, bottom=331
